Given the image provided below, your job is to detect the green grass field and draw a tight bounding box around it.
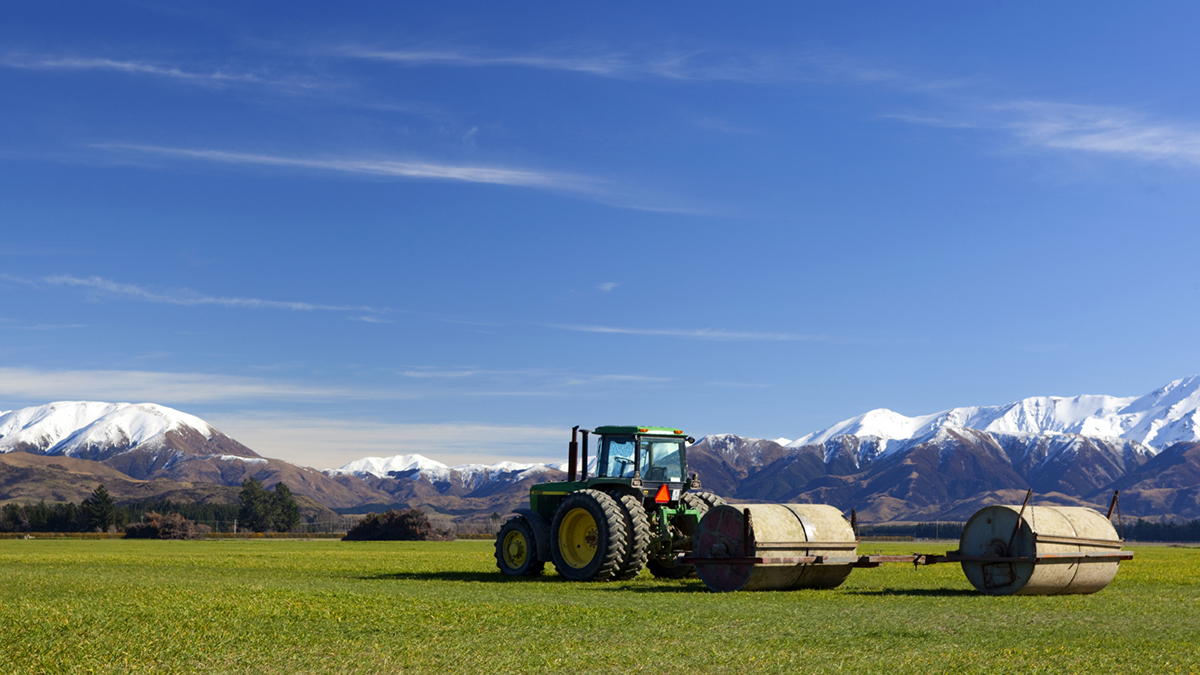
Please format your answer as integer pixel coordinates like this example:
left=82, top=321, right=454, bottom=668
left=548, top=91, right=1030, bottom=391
left=1, top=539, right=1196, bottom=674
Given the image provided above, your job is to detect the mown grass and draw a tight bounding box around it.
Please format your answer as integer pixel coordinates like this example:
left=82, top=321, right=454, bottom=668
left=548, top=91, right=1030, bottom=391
left=0, top=540, right=1196, bottom=674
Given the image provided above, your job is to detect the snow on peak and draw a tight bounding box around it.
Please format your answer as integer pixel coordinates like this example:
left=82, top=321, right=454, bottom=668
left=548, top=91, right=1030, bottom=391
left=789, top=376, right=1200, bottom=451
left=0, top=401, right=214, bottom=456
left=328, top=453, right=563, bottom=491
left=328, top=454, right=450, bottom=477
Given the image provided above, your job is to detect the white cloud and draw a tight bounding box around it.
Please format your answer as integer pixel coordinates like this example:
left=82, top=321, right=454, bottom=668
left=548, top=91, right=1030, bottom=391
left=0, top=367, right=396, bottom=404
left=0, top=54, right=303, bottom=87
left=36, top=274, right=384, bottom=313
left=1003, top=101, right=1200, bottom=166
left=92, top=143, right=599, bottom=191
left=889, top=99, right=1200, bottom=170
left=399, top=367, right=670, bottom=387
left=550, top=323, right=826, bottom=342
left=203, top=413, right=567, bottom=468
left=341, top=45, right=936, bottom=89
left=85, top=143, right=698, bottom=209
left=343, top=47, right=654, bottom=78
left=596, top=282, right=619, bottom=292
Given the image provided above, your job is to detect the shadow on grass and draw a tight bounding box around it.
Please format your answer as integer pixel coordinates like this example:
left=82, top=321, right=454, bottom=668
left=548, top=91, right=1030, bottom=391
left=361, top=571, right=560, bottom=583
left=848, top=588, right=979, bottom=597
left=360, top=571, right=710, bottom=592
left=596, top=584, right=708, bottom=594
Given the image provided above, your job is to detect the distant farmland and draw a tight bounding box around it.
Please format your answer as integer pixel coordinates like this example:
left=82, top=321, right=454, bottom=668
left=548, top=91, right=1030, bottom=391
left=1, top=539, right=1196, bottom=673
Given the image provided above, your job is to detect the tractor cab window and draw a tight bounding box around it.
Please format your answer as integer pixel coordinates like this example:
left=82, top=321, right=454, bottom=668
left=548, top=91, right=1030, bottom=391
left=640, top=438, right=684, bottom=483
left=600, top=436, right=637, bottom=478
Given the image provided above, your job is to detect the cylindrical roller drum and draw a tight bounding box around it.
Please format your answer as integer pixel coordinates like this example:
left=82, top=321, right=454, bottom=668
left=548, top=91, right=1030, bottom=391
left=693, top=503, right=857, bottom=592
left=959, top=505, right=1123, bottom=596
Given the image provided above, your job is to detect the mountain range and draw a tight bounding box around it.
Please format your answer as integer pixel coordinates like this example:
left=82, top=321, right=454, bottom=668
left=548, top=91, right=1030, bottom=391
left=3, top=376, right=1200, bottom=522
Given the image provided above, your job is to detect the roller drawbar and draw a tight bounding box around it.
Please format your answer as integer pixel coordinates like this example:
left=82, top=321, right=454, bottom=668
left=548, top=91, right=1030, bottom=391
left=683, top=491, right=1133, bottom=595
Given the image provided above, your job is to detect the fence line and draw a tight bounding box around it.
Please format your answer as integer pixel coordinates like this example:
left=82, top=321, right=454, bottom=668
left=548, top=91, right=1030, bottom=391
left=182, top=518, right=361, bottom=534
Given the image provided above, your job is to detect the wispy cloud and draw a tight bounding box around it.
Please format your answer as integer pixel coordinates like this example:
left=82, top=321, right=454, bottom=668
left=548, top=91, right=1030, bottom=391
left=88, top=143, right=706, bottom=213
left=342, top=45, right=945, bottom=90
left=353, top=43, right=1200, bottom=173
left=1003, top=102, right=1200, bottom=166
left=0, top=367, right=393, bottom=404
left=596, top=282, right=619, bottom=292
left=354, top=315, right=392, bottom=324
left=33, top=274, right=385, bottom=313
left=6, top=44, right=947, bottom=92
left=891, top=99, right=1200, bottom=169
left=0, top=316, right=87, bottom=331
left=548, top=323, right=914, bottom=346
left=202, top=413, right=567, bottom=468
left=400, top=366, right=669, bottom=387
left=92, top=143, right=600, bottom=191
left=550, top=323, right=826, bottom=342
left=1, top=54, right=309, bottom=88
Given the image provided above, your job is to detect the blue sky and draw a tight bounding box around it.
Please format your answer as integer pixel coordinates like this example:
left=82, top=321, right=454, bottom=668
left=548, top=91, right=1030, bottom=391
left=3, top=2, right=1199, bottom=468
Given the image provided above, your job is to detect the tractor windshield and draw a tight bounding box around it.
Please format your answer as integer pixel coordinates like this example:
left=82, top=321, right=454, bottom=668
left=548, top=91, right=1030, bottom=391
left=639, top=438, right=684, bottom=483
left=600, top=437, right=637, bottom=478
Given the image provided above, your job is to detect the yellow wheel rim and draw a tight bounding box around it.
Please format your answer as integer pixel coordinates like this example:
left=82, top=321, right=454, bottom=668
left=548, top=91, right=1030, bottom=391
left=559, top=507, right=599, bottom=568
left=502, top=529, right=528, bottom=569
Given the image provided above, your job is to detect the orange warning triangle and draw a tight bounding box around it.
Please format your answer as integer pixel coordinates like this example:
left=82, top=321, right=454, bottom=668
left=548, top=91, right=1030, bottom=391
left=654, top=484, right=671, bottom=504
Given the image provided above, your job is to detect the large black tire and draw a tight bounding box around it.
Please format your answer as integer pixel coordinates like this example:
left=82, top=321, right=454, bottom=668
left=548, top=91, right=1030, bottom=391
left=495, top=516, right=545, bottom=576
left=607, top=491, right=651, bottom=581
left=550, top=489, right=628, bottom=582
left=647, top=491, right=728, bottom=580
left=683, top=490, right=727, bottom=513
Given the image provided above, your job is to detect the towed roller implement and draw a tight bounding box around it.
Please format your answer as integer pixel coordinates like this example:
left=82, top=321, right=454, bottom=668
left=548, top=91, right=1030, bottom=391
left=682, top=489, right=1133, bottom=595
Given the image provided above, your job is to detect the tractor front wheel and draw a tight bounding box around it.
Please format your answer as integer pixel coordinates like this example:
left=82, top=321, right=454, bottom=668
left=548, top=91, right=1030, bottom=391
left=550, top=489, right=628, bottom=582
left=495, top=516, right=545, bottom=576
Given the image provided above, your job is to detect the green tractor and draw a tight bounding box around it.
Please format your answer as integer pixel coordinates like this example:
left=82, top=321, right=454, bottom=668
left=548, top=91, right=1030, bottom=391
left=495, top=425, right=726, bottom=581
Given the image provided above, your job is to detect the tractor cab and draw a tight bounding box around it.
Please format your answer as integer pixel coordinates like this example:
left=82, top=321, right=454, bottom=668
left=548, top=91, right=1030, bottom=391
left=593, top=426, right=691, bottom=504
left=528, top=425, right=699, bottom=517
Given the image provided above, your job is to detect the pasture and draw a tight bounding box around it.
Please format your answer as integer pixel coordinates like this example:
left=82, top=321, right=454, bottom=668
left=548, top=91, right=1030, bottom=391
left=0, top=539, right=1196, bottom=674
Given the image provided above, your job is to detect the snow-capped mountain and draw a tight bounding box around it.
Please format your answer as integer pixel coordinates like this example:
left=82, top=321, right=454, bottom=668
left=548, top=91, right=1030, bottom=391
left=6, top=378, right=1200, bottom=521
left=327, top=454, right=601, bottom=493
left=0, top=401, right=265, bottom=465
left=0, top=401, right=395, bottom=510
left=790, top=375, right=1200, bottom=452
left=0, top=401, right=224, bottom=457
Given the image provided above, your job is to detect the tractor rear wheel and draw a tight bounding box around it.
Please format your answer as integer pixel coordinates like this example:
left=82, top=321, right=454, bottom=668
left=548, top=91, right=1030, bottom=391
left=607, top=491, right=651, bottom=580
left=550, top=489, right=628, bottom=582
left=495, top=516, right=545, bottom=576
left=683, top=490, right=727, bottom=512
left=647, top=490, right=729, bottom=579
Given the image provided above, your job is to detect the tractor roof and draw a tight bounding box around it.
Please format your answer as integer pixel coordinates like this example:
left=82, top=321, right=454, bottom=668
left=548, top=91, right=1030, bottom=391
left=594, top=425, right=686, bottom=436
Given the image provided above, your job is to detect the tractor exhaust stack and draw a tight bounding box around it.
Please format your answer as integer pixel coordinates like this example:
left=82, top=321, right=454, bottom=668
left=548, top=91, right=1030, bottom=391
left=568, top=426, right=579, bottom=482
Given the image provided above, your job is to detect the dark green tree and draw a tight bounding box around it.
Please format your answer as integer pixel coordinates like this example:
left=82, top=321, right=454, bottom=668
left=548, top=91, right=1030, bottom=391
left=270, top=482, right=301, bottom=532
left=238, top=477, right=275, bottom=532
left=82, top=485, right=116, bottom=532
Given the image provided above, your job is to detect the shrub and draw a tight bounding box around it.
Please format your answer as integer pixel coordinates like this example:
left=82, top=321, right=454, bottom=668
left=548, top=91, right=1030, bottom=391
left=124, top=512, right=212, bottom=540
left=342, top=509, right=455, bottom=541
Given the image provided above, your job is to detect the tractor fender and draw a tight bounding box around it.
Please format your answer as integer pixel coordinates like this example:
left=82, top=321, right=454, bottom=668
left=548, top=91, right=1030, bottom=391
left=513, top=508, right=551, bottom=562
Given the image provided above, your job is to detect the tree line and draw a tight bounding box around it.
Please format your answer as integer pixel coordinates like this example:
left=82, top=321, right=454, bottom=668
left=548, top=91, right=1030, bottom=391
left=0, top=478, right=302, bottom=534
left=1122, top=519, right=1200, bottom=542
